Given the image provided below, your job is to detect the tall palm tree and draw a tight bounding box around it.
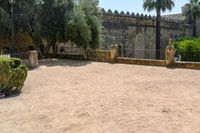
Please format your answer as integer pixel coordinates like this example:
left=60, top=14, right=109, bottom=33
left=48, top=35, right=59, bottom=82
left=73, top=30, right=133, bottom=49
left=182, top=0, right=200, bottom=37
left=143, top=0, right=175, bottom=59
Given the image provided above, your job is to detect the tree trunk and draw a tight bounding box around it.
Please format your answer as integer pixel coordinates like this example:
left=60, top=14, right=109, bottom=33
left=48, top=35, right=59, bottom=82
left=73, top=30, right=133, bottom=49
left=156, top=10, right=161, bottom=59
left=34, top=42, right=44, bottom=59
left=29, top=33, right=44, bottom=59
left=45, top=40, right=52, bottom=57
left=82, top=48, right=88, bottom=59
left=193, top=15, right=197, bottom=37
left=52, top=43, right=58, bottom=57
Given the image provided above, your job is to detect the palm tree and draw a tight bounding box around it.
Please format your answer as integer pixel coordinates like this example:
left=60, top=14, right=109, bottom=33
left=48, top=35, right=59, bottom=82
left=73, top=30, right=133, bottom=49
left=143, top=0, right=175, bottom=59
left=182, top=0, right=200, bottom=37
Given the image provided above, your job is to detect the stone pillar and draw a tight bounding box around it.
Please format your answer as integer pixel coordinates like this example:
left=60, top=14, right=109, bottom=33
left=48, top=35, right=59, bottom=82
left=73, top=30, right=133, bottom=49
left=110, top=45, right=118, bottom=63
left=165, top=39, right=175, bottom=67
left=29, top=50, right=39, bottom=68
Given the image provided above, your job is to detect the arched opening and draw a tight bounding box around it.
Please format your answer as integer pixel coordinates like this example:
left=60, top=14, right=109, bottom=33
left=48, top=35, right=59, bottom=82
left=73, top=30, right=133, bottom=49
left=135, top=33, right=145, bottom=58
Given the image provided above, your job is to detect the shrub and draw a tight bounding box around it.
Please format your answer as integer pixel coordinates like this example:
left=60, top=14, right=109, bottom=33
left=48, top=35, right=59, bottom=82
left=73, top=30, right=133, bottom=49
left=0, top=57, right=28, bottom=96
left=174, top=37, right=200, bottom=62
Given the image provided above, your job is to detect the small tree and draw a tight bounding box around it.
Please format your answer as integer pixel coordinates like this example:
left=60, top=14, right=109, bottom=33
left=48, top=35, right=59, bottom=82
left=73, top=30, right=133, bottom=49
left=40, top=0, right=74, bottom=55
left=66, top=0, right=102, bottom=58
left=182, top=0, right=200, bottom=37
left=66, top=6, right=91, bottom=58
left=81, top=0, right=102, bottom=49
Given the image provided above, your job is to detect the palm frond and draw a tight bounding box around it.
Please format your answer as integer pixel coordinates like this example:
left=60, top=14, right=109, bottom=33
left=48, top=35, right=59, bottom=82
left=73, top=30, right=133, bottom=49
left=143, top=0, right=175, bottom=13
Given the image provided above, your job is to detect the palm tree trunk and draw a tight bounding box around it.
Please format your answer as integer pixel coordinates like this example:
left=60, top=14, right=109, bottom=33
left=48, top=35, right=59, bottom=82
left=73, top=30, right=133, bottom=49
left=193, top=15, right=197, bottom=37
left=156, top=9, right=161, bottom=59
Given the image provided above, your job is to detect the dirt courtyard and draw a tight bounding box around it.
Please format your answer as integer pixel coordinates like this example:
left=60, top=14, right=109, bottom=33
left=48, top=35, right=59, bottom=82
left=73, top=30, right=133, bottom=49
left=0, top=59, right=200, bottom=133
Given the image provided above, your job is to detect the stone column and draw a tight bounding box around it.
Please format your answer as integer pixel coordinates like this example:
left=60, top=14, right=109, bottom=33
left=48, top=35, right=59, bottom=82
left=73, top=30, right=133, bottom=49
left=110, top=45, right=118, bottom=63
left=29, top=50, right=39, bottom=68
left=165, top=39, right=175, bottom=67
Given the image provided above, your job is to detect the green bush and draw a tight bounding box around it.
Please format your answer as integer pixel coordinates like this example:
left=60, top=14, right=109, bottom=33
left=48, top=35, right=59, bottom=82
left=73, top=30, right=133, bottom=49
left=0, top=57, right=28, bottom=96
left=174, top=37, right=200, bottom=62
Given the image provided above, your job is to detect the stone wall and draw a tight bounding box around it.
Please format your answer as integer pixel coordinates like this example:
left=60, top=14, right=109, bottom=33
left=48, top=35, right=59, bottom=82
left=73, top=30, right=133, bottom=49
left=87, top=49, right=110, bottom=62
left=0, top=33, right=34, bottom=51
left=47, top=46, right=200, bottom=70
left=117, top=57, right=166, bottom=67
left=0, top=9, right=197, bottom=55
left=101, top=9, right=193, bottom=59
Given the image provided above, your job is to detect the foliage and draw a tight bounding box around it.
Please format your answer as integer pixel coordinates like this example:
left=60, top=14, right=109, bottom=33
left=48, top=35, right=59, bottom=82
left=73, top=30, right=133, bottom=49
left=182, top=0, right=200, bottom=18
left=80, top=0, right=102, bottom=49
left=16, top=0, right=45, bottom=56
left=0, top=58, right=28, bottom=96
left=174, top=37, right=200, bottom=61
left=40, top=0, right=74, bottom=54
left=0, top=7, right=10, bottom=35
left=0, top=0, right=102, bottom=56
left=65, top=0, right=102, bottom=57
left=182, top=0, right=200, bottom=36
left=66, top=5, right=91, bottom=50
left=0, top=0, right=44, bottom=56
left=143, top=0, right=175, bottom=12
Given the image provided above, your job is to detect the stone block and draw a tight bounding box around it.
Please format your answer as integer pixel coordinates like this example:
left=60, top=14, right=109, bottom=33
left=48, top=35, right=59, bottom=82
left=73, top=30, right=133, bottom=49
left=29, top=51, right=39, bottom=68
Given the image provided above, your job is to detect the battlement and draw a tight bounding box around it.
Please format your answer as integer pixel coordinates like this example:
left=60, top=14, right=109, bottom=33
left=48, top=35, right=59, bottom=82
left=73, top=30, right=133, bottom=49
left=101, top=8, right=184, bottom=23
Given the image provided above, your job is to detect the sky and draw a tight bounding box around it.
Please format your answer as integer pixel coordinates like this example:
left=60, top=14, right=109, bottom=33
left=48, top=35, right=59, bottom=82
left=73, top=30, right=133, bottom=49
left=99, top=0, right=189, bottom=16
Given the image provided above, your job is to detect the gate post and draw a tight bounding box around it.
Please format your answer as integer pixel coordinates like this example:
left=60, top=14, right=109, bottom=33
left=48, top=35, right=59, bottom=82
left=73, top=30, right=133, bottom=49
left=29, top=50, right=39, bottom=68
left=110, top=45, right=118, bottom=63
left=165, top=39, right=175, bottom=67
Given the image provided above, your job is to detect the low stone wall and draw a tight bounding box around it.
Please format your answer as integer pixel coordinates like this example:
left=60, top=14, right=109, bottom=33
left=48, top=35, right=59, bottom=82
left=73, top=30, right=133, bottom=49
left=47, top=46, right=200, bottom=70
left=48, top=54, right=85, bottom=60
left=0, top=33, right=34, bottom=51
left=117, top=57, right=166, bottom=67
left=175, top=62, right=200, bottom=70
left=87, top=50, right=110, bottom=62
left=116, top=57, right=200, bottom=69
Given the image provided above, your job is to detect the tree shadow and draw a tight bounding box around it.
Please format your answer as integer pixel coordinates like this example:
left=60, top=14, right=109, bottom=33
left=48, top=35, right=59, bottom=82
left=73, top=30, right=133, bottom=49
left=0, top=93, right=21, bottom=100
left=166, top=66, right=177, bottom=70
left=38, top=58, right=91, bottom=68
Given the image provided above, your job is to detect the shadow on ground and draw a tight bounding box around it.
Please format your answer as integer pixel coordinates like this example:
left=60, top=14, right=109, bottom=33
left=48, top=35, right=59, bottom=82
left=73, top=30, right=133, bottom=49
left=38, top=58, right=91, bottom=68
left=0, top=93, right=21, bottom=100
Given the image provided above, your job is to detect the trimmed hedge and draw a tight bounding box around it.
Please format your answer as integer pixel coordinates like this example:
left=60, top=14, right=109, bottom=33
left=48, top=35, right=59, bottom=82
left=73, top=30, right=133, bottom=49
left=174, top=37, right=200, bottom=62
left=0, top=57, right=27, bottom=96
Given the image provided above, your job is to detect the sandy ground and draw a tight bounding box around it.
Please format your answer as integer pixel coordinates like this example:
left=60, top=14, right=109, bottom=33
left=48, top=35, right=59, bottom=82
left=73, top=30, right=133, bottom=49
left=0, top=59, right=200, bottom=133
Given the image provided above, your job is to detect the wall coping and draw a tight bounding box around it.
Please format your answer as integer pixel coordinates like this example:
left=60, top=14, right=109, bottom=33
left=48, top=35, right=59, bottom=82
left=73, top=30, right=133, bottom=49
left=117, top=57, right=166, bottom=67
left=101, top=8, right=185, bottom=23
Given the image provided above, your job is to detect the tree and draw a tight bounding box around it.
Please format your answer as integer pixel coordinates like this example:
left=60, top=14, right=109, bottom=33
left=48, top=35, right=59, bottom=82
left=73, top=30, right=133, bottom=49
left=65, top=0, right=102, bottom=58
left=66, top=5, right=91, bottom=58
left=0, top=0, right=44, bottom=57
left=81, top=0, right=102, bottom=49
left=0, top=1, right=12, bottom=36
left=16, top=0, right=44, bottom=57
left=182, top=0, right=200, bottom=37
left=0, top=7, right=10, bottom=35
left=40, top=0, right=74, bottom=55
left=143, top=0, right=175, bottom=59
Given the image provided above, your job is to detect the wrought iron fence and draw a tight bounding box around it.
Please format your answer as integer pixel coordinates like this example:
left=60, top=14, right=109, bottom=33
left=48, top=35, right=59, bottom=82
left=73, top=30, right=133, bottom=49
left=11, top=52, right=29, bottom=61
left=0, top=54, right=11, bottom=58
left=119, top=49, right=165, bottom=60
left=0, top=52, right=29, bottom=61
left=177, top=50, right=200, bottom=62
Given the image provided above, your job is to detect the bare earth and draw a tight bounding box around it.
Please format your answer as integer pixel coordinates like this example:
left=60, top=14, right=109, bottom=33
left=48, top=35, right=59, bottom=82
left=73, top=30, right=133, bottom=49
left=0, top=59, right=200, bottom=133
